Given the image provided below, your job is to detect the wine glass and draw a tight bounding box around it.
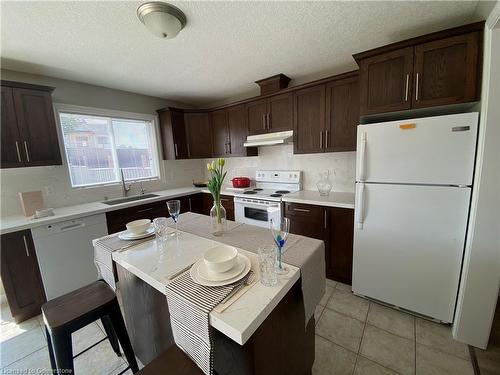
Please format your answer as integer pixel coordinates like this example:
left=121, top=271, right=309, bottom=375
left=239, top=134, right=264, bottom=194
left=270, top=217, right=290, bottom=275
left=151, top=217, right=169, bottom=272
left=167, top=200, right=181, bottom=236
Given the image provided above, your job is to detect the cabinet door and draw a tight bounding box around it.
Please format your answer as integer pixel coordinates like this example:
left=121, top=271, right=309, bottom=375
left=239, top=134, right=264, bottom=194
left=13, top=88, right=62, bottom=166
left=326, top=207, right=354, bottom=284
left=359, top=47, right=413, bottom=115
left=268, top=93, right=293, bottom=133
left=246, top=99, right=268, bottom=135
left=413, top=32, right=480, bottom=108
left=220, top=195, right=235, bottom=221
left=1, top=230, right=46, bottom=323
left=184, top=112, right=213, bottom=158
left=158, top=110, right=189, bottom=160
left=293, top=85, right=326, bottom=154
left=284, top=202, right=325, bottom=240
left=1, top=86, right=25, bottom=168
left=227, top=105, right=256, bottom=157
left=210, top=110, right=229, bottom=157
left=325, top=76, right=360, bottom=152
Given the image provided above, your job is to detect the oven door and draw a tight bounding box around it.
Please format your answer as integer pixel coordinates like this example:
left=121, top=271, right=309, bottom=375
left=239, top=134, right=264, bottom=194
left=234, top=198, right=281, bottom=228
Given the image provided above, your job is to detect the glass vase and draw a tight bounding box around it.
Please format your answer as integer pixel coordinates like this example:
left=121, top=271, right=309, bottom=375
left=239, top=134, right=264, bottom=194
left=210, top=200, right=227, bottom=236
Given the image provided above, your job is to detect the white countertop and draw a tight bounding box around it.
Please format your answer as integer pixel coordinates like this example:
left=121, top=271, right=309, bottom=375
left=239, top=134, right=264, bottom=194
left=0, top=187, right=203, bottom=235
left=282, top=190, right=355, bottom=209
left=0, top=186, right=353, bottom=235
left=111, top=229, right=299, bottom=345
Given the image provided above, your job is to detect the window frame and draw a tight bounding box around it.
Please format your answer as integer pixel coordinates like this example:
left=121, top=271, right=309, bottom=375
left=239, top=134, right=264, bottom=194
left=54, top=103, right=162, bottom=189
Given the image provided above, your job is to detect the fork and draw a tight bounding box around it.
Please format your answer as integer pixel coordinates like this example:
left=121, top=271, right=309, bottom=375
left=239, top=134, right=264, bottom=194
left=221, top=272, right=256, bottom=304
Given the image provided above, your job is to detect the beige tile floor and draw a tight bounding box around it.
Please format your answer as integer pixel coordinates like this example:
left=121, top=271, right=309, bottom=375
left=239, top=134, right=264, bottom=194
left=313, top=279, right=475, bottom=375
left=0, top=281, right=478, bottom=375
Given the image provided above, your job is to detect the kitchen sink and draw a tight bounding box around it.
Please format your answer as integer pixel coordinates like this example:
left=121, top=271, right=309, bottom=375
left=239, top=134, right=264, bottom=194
left=101, top=193, right=160, bottom=205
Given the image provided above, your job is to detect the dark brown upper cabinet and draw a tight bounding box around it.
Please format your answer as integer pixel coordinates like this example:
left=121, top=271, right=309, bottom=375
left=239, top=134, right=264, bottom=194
left=184, top=112, right=213, bottom=159
left=1, top=81, right=62, bottom=168
left=226, top=104, right=257, bottom=157
left=210, top=109, right=229, bottom=157
left=413, top=32, right=480, bottom=108
left=293, top=84, right=326, bottom=154
left=358, top=47, right=414, bottom=115
left=1, top=230, right=46, bottom=323
left=246, top=93, right=293, bottom=135
left=158, top=108, right=189, bottom=160
left=211, top=105, right=257, bottom=157
left=354, top=22, right=483, bottom=116
left=325, top=75, right=360, bottom=152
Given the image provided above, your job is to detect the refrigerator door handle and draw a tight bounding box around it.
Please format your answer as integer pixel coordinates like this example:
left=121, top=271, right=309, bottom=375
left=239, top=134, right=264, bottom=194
left=358, top=132, right=367, bottom=181
left=356, top=182, right=365, bottom=229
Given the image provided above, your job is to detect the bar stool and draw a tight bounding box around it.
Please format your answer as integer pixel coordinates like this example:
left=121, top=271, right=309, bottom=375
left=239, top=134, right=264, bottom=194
left=137, top=345, right=203, bottom=375
left=41, top=280, right=139, bottom=374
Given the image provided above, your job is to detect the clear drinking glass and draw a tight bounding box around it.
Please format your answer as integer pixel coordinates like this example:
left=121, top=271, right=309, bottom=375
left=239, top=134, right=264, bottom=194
left=152, top=217, right=169, bottom=272
left=166, top=200, right=181, bottom=236
left=153, top=217, right=169, bottom=248
left=258, top=245, right=278, bottom=287
left=270, top=217, right=290, bottom=275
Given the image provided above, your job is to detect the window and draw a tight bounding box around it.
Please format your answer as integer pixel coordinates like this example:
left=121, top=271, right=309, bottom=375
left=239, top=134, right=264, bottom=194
left=57, top=106, right=160, bottom=188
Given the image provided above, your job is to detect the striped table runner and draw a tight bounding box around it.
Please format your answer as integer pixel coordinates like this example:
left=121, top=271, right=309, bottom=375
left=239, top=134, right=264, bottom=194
left=166, top=270, right=252, bottom=375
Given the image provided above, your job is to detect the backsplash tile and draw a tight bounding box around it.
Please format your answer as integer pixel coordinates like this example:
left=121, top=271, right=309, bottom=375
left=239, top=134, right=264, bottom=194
left=205, top=145, right=356, bottom=192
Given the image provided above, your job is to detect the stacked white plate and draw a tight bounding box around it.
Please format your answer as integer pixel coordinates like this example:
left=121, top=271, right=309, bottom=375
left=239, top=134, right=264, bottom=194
left=190, top=253, right=251, bottom=287
left=118, top=226, right=155, bottom=240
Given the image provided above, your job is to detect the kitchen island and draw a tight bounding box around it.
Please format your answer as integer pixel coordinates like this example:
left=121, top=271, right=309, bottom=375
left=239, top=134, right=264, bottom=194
left=94, top=213, right=325, bottom=375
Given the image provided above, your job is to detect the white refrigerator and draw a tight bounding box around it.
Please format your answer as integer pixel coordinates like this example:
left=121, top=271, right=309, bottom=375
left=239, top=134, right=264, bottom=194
left=352, top=112, right=478, bottom=323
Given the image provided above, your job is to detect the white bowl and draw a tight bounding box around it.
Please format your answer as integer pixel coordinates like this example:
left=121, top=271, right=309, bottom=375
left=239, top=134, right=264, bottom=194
left=203, top=245, right=238, bottom=273
left=126, top=219, right=151, bottom=235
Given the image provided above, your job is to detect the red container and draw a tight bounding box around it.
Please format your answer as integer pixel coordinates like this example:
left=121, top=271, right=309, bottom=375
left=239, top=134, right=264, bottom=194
left=231, top=177, right=251, bottom=188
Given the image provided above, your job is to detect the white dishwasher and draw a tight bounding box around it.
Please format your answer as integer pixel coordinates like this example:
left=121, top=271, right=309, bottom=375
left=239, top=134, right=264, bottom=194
left=31, top=213, right=108, bottom=300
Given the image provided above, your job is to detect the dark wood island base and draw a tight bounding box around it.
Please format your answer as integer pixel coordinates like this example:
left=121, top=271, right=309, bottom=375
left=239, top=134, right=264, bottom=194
left=117, top=264, right=315, bottom=375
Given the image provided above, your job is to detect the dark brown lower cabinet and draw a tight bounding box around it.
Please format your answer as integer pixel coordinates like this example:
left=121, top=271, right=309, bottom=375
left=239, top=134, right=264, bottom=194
left=325, top=207, right=354, bottom=285
left=105, top=195, right=194, bottom=234
left=1, top=230, right=46, bottom=323
left=191, top=193, right=235, bottom=221
left=284, top=202, right=354, bottom=284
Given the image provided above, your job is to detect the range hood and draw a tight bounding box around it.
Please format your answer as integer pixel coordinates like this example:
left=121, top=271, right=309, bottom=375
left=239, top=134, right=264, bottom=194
left=244, top=130, right=293, bottom=147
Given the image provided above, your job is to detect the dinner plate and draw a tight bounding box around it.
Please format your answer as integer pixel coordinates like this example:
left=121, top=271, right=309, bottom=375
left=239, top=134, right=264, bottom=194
left=190, top=254, right=251, bottom=287
left=197, top=254, right=247, bottom=282
left=118, top=226, right=155, bottom=240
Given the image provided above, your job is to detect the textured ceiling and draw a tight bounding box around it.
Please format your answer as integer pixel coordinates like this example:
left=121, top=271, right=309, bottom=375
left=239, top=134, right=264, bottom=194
left=1, top=1, right=481, bottom=106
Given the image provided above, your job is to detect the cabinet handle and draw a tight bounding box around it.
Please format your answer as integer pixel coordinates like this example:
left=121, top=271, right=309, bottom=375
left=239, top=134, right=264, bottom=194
left=325, top=130, right=329, bottom=149
left=404, top=74, right=410, bottom=101
left=319, top=131, right=323, bottom=149
left=227, top=141, right=231, bottom=154
left=267, top=113, right=271, bottom=130
left=324, top=209, right=327, bottom=229
left=415, top=73, right=420, bottom=101
left=262, top=114, right=266, bottom=130
left=293, top=208, right=310, bottom=213
left=15, top=141, right=22, bottom=162
left=22, top=235, right=30, bottom=257
left=174, top=143, right=178, bottom=157
left=188, top=198, right=192, bottom=212
left=23, top=141, right=30, bottom=162
left=137, top=207, right=154, bottom=213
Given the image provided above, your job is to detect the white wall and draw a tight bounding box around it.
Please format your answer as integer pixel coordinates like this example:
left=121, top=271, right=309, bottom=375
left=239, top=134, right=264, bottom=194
left=204, top=145, right=356, bottom=193
left=0, top=70, right=204, bottom=216
left=453, top=8, right=500, bottom=348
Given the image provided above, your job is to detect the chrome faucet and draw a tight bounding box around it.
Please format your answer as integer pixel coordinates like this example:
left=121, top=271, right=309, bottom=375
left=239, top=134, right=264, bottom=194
left=139, top=181, right=147, bottom=195
left=120, top=169, right=131, bottom=197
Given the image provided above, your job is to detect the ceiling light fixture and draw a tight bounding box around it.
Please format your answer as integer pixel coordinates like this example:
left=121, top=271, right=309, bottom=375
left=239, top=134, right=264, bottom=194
left=137, top=2, right=187, bottom=39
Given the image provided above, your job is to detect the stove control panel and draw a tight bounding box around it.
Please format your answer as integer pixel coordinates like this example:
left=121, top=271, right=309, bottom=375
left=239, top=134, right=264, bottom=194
left=255, top=170, right=302, bottom=183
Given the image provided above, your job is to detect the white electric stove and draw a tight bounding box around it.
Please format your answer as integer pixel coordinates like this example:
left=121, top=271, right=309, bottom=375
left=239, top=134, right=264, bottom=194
left=234, top=170, right=302, bottom=228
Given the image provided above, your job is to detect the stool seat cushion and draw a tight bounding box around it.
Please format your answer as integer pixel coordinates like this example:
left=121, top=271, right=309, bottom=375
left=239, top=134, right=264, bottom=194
left=138, top=346, right=203, bottom=375
left=42, top=280, right=116, bottom=329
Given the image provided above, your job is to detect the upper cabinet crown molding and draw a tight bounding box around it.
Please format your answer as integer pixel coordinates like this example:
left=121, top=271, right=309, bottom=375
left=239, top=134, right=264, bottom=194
left=1, top=80, right=55, bottom=92
left=255, top=73, right=292, bottom=95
